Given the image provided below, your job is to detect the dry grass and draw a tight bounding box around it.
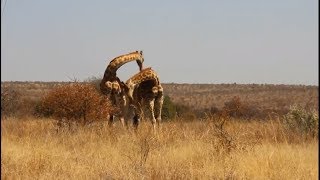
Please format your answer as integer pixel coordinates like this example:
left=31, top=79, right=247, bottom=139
left=1, top=118, right=318, bottom=179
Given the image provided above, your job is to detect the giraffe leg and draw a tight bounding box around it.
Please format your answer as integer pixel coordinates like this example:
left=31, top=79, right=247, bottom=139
left=108, top=114, right=115, bottom=127
left=108, top=93, right=117, bottom=127
left=133, top=114, right=140, bottom=130
left=147, top=98, right=157, bottom=131
left=120, top=116, right=128, bottom=129
left=118, top=94, right=129, bottom=129
left=132, top=102, right=143, bottom=130
left=154, top=85, right=164, bottom=128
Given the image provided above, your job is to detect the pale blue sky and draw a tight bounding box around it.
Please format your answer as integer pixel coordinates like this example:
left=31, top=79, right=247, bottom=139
left=1, top=0, right=318, bottom=85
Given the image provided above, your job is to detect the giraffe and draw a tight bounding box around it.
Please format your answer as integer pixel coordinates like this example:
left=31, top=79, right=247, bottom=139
left=124, top=67, right=164, bottom=130
left=99, top=50, right=144, bottom=127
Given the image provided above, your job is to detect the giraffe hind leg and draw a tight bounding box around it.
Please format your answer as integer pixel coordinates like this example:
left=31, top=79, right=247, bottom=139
left=154, top=85, right=164, bottom=127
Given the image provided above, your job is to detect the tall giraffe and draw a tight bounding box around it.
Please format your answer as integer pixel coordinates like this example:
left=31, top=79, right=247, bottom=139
left=124, top=67, right=164, bottom=130
left=99, top=50, right=144, bottom=127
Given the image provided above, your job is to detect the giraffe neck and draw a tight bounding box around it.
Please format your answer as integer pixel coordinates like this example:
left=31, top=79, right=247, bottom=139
left=126, top=67, right=159, bottom=88
left=101, top=51, right=144, bottom=83
left=107, top=51, right=144, bottom=73
left=102, top=68, right=116, bottom=80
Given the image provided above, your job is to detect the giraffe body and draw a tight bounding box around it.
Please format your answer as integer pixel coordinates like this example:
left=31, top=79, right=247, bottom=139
left=125, top=67, right=164, bottom=130
left=125, top=67, right=160, bottom=101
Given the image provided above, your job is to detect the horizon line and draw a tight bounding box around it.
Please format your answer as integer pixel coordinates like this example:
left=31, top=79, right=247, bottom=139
left=1, top=80, right=318, bottom=87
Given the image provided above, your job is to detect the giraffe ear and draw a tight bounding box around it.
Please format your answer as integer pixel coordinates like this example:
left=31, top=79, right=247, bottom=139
left=103, top=81, right=112, bottom=93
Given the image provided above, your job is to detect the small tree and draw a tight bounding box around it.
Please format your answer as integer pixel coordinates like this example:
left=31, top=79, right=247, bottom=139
left=223, top=96, right=245, bottom=118
left=40, top=83, right=113, bottom=127
left=222, top=96, right=259, bottom=119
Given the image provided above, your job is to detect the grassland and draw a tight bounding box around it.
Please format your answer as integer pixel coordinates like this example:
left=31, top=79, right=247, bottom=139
left=1, top=82, right=318, bottom=179
left=1, top=117, right=318, bottom=179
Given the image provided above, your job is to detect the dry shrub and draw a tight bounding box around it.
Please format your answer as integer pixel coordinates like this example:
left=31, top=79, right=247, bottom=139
left=39, top=83, right=112, bottom=127
left=222, top=96, right=268, bottom=119
left=1, top=86, right=22, bottom=117
left=223, top=96, right=249, bottom=118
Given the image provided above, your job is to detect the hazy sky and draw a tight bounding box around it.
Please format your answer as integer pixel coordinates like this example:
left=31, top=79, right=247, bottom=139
left=1, top=0, right=318, bottom=85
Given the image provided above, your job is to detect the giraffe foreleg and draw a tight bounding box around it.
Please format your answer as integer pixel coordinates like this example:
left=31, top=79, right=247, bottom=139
left=107, top=93, right=116, bottom=127
left=147, top=98, right=157, bottom=131
left=132, top=102, right=142, bottom=129
left=108, top=114, right=115, bottom=127
left=118, top=93, right=129, bottom=129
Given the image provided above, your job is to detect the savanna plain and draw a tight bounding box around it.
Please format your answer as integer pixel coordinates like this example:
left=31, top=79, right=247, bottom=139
left=1, top=82, right=319, bottom=179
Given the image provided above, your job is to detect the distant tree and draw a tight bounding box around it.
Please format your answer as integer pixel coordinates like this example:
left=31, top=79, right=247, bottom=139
left=223, top=96, right=244, bottom=118
left=222, top=96, right=263, bottom=119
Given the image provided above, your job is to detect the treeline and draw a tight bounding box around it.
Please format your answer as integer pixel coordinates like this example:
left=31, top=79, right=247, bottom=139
left=161, top=95, right=299, bottom=121
left=1, top=83, right=317, bottom=121
left=1, top=81, right=318, bottom=121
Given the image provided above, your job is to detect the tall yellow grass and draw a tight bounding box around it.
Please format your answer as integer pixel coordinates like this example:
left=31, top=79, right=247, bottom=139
left=1, top=118, right=318, bottom=179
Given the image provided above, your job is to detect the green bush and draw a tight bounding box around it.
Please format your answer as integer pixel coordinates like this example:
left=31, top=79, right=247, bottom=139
left=161, top=95, right=177, bottom=120
left=283, top=105, right=318, bottom=137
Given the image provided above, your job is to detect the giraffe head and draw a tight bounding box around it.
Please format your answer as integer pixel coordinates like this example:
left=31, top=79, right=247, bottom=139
left=101, top=80, right=122, bottom=95
left=135, top=50, right=144, bottom=71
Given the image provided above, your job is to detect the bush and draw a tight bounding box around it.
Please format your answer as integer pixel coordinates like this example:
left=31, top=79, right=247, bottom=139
left=161, top=95, right=177, bottom=120
left=39, top=83, right=113, bottom=126
left=223, top=96, right=248, bottom=118
left=283, top=105, right=318, bottom=137
left=1, top=87, right=22, bottom=117
left=222, top=96, right=263, bottom=119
